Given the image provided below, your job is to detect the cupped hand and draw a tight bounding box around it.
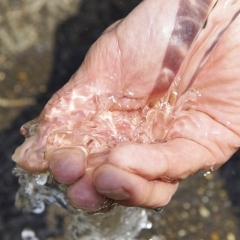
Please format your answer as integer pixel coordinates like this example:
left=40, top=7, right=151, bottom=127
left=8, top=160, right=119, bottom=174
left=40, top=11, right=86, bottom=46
left=16, top=0, right=240, bottom=212
left=49, top=1, right=240, bottom=211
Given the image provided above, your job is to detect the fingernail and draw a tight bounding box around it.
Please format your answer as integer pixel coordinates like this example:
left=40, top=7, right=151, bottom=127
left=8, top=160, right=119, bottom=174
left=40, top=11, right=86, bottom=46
left=98, top=189, right=130, bottom=201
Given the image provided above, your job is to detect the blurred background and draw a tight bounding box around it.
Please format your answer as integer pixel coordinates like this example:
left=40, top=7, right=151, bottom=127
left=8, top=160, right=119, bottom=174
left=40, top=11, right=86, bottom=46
left=0, top=0, right=240, bottom=239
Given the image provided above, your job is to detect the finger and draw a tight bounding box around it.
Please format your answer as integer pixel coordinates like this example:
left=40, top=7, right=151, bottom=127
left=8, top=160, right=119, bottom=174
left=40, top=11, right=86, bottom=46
left=101, top=19, right=122, bottom=35
left=108, top=111, right=239, bottom=180
left=93, top=164, right=179, bottom=209
left=67, top=172, right=107, bottom=212
left=67, top=150, right=117, bottom=213
left=47, top=147, right=86, bottom=184
left=108, top=140, right=209, bottom=181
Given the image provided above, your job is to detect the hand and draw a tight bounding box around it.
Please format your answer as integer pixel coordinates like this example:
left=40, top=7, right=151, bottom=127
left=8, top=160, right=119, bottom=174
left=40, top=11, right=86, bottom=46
left=13, top=0, right=240, bottom=212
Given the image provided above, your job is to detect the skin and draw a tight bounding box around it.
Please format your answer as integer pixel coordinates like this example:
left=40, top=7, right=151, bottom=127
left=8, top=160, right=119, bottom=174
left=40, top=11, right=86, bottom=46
left=22, top=0, right=240, bottom=212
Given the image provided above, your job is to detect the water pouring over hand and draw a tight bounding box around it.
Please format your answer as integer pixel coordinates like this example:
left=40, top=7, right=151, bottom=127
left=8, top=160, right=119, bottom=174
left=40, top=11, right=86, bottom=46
left=12, top=0, right=240, bottom=213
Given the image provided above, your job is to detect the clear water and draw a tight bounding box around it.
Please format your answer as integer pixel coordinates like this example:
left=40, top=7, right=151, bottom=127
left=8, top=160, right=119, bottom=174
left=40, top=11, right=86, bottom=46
left=13, top=167, right=151, bottom=240
left=21, top=229, right=39, bottom=240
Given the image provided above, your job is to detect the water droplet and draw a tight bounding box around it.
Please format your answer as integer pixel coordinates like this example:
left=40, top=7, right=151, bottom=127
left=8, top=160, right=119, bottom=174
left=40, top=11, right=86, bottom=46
left=21, top=121, right=39, bottom=138
left=35, top=174, right=48, bottom=185
left=25, top=183, right=34, bottom=195
left=21, top=229, right=39, bottom=240
left=127, top=91, right=134, bottom=97
left=33, top=201, right=45, bottom=214
left=178, top=229, right=187, bottom=237
left=203, top=171, right=211, bottom=177
left=202, top=196, right=209, bottom=203
left=199, top=206, right=211, bottom=218
left=140, top=220, right=152, bottom=229
left=153, top=207, right=164, bottom=213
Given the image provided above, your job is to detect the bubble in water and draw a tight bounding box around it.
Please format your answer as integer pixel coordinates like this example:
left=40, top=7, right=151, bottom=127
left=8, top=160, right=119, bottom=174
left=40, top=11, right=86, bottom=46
left=25, top=182, right=34, bottom=195
left=203, top=171, right=211, bottom=177
left=21, top=229, right=39, bottom=240
left=33, top=200, right=45, bottom=214
left=150, top=235, right=165, bottom=240
left=71, top=206, right=150, bottom=240
left=141, top=220, right=152, bottom=229
left=14, top=167, right=151, bottom=240
left=35, top=174, right=48, bottom=185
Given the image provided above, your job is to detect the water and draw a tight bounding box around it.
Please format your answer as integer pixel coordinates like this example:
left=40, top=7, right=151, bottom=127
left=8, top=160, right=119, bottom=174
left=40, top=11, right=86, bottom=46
left=153, top=207, right=164, bottom=214
left=162, top=0, right=240, bottom=121
left=13, top=166, right=152, bottom=240
left=34, top=173, right=48, bottom=185
left=203, top=171, right=212, bottom=177
left=21, top=229, right=39, bottom=240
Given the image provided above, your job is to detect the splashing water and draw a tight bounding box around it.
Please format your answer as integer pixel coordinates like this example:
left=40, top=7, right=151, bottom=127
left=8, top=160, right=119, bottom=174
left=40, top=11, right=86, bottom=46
left=21, top=229, right=39, bottom=240
left=13, top=167, right=151, bottom=240
left=163, top=0, right=240, bottom=121
left=203, top=171, right=212, bottom=177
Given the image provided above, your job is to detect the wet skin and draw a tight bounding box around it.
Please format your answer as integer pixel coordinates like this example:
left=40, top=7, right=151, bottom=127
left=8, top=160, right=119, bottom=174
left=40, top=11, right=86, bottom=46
left=14, top=0, right=240, bottom=211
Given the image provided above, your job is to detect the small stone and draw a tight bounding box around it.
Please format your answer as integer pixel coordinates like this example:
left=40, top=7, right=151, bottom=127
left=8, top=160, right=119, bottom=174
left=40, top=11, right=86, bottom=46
left=189, top=225, right=197, bottom=233
left=0, top=55, right=6, bottom=64
left=14, top=84, right=22, bottom=93
left=178, top=229, right=187, bottom=237
left=166, top=215, right=174, bottom=223
left=202, top=195, right=209, bottom=203
left=4, top=61, right=13, bottom=69
left=206, top=189, right=214, bottom=197
left=183, top=202, right=191, bottom=210
left=180, top=211, right=189, bottom=219
left=0, top=71, right=6, bottom=81
left=21, top=229, right=39, bottom=240
left=197, top=222, right=204, bottom=229
left=150, top=236, right=162, bottom=240
left=159, top=219, right=166, bottom=226
left=39, top=85, right=47, bottom=93
left=224, top=200, right=231, bottom=207
left=210, top=232, right=220, bottom=240
left=224, top=220, right=234, bottom=228
left=219, top=189, right=227, bottom=197
left=17, top=71, right=28, bottom=81
left=190, top=208, right=197, bottom=215
left=197, top=187, right=205, bottom=195
left=199, top=205, right=211, bottom=218
left=207, top=181, right=215, bottom=189
left=226, top=232, right=236, bottom=240
left=212, top=205, right=219, bottom=212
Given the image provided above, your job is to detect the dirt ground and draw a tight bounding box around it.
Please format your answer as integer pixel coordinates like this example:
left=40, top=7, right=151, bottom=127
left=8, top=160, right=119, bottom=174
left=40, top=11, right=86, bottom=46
left=1, top=0, right=240, bottom=239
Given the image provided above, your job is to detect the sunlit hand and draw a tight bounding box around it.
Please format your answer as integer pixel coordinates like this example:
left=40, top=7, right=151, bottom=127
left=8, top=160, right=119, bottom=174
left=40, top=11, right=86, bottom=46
left=14, top=0, right=240, bottom=212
